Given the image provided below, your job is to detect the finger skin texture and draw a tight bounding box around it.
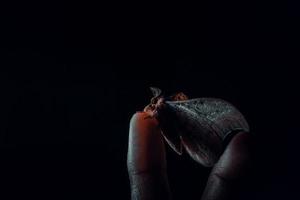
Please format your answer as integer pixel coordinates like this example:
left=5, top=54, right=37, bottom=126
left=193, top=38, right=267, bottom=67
left=127, top=112, right=172, bottom=200
left=201, top=132, right=252, bottom=200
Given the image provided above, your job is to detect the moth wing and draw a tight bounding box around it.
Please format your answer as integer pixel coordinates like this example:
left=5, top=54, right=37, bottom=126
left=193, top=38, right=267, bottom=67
left=160, top=129, right=183, bottom=155
left=165, top=98, right=250, bottom=167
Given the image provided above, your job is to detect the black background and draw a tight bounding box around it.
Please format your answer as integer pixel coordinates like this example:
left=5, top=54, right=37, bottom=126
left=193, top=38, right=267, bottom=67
left=0, top=1, right=298, bottom=199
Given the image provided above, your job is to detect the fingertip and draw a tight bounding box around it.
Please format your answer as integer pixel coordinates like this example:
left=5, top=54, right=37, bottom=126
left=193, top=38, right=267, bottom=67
left=225, top=132, right=252, bottom=155
left=213, top=132, right=252, bottom=181
left=130, top=112, right=159, bottom=129
left=130, top=111, right=152, bottom=122
left=127, top=113, right=167, bottom=180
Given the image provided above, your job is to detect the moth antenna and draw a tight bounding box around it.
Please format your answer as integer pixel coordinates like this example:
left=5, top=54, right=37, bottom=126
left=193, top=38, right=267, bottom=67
left=149, top=87, right=162, bottom=98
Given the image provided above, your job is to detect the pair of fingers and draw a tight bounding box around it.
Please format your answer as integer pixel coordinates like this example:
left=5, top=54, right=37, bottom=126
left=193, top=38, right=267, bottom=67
left=127, top=112, right=252, bottom=200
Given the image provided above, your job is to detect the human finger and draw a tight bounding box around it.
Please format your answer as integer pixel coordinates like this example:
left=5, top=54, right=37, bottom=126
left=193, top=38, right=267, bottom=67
left=127, top=112, right=172, bottom=200
left=201, top=132, right=252, bottom=200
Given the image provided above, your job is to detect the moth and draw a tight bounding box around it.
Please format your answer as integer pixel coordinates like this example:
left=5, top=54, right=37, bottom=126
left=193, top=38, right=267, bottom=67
left=144, top=87, right=250, bottom=167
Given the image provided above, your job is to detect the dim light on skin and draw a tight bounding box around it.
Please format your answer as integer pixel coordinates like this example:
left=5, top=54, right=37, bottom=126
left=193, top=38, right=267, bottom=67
left=127, top=111, right=252, bottom=200
left=127, top=111, right=171, bottom=200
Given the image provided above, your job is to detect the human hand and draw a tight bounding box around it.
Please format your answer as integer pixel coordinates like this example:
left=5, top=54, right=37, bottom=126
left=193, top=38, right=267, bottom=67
left=127, top=112, right=252, bottom=200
